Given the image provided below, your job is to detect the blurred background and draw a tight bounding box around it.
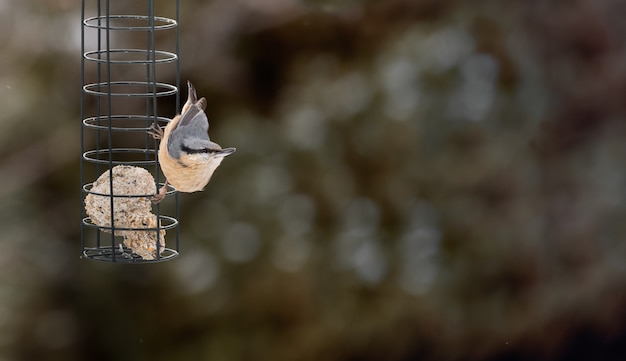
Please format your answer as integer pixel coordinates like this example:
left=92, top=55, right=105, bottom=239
left=2, top=0, right=626, bottom=360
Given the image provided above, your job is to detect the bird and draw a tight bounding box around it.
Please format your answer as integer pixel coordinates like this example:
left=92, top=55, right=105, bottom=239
left=149, top=81, right=236, bottom=203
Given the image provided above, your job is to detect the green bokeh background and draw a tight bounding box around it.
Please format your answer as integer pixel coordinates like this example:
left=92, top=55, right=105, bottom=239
left=1, top=0, right=626, bottom=360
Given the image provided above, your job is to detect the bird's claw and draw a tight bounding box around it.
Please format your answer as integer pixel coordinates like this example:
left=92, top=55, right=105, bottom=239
left=150, top=182, right=169, bottom=204
left=118, top=244, right=133, bottom=259
left=148, top=123, right=164, bottom=140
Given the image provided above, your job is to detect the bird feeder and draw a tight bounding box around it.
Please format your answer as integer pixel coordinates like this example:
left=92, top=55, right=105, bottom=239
left=80, top=0, right=180, bottom=262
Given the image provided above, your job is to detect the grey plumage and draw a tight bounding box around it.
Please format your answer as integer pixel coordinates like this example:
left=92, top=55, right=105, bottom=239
left=167, top=99, right=219, bottom=159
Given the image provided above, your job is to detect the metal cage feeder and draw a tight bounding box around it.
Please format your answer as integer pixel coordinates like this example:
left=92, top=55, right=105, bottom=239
left=80, top=0, right=181, bottom=263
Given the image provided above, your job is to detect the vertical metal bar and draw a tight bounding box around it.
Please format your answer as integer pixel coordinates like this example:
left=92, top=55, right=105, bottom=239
left=145, top=0, right=157, bottom=259
left=175, top=0, right=181, bottom=253
left=147, top=0, right=162, bottom=260
left=145, top=0, right=152, bottom=163
left=80, top=0, right=86, bottom=257
left=175, top=0, right=180, bottom=112
left=105, top=0, right=116, bottom=262
left=95, top=0, right=103, bottom=249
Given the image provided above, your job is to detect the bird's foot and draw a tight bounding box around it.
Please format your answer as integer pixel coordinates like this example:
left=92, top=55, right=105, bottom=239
left=147, top=123, right=164, bottom=140
left=150, top=181, right=169, bottom=204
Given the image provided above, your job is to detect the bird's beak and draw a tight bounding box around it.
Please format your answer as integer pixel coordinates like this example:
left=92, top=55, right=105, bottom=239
left=217, top=147, right=236, bottom=157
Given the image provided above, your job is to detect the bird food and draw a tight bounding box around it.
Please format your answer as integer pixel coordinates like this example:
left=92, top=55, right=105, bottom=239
left=84, top=165, right=165, bottom=260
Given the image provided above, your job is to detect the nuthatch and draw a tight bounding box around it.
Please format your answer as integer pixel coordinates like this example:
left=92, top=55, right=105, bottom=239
left=150, top=81, right=236, bottom=202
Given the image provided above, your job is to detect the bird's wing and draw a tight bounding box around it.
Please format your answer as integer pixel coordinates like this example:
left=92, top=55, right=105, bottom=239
left=175, top=101, right=209, bottom=133
left=166, top=97, right=213, bottom=158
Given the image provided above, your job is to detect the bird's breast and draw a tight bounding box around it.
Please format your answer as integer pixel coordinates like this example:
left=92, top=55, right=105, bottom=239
left=159, top=148, right=224, bottom=192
